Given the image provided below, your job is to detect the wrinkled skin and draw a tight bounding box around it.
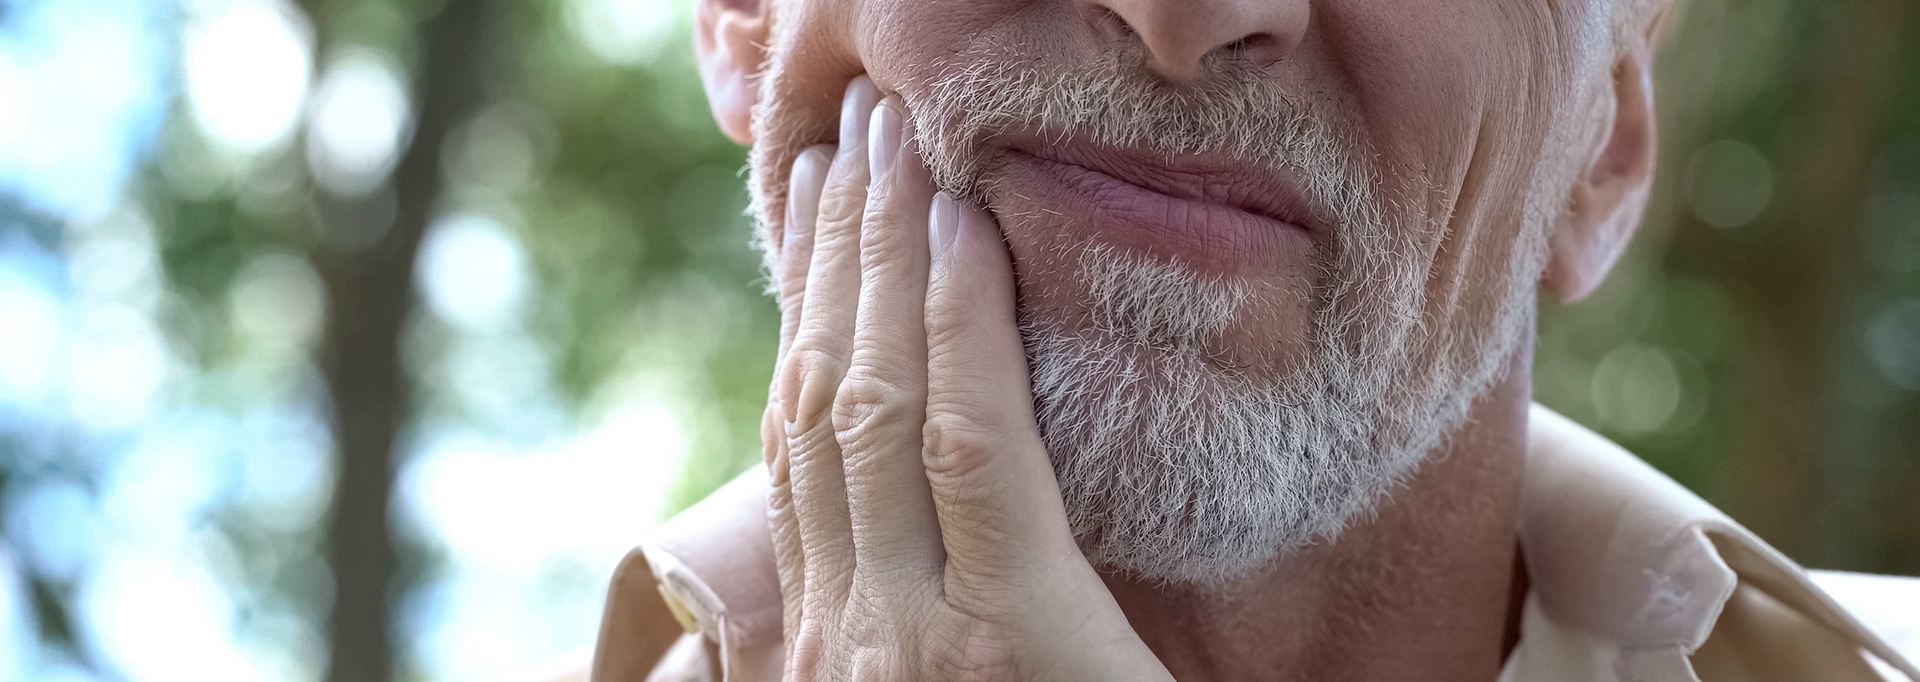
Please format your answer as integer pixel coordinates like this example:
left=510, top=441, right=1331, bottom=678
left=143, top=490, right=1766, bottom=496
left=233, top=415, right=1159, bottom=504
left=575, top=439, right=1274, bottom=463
left=714, top=0, right=1666, bottom=680
left=761, top=78, right=1173, bottom=680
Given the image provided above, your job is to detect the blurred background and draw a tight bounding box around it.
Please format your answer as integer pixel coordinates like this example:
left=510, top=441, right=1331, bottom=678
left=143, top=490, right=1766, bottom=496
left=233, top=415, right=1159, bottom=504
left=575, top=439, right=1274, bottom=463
left=0, top=0, right=1912, bottom=679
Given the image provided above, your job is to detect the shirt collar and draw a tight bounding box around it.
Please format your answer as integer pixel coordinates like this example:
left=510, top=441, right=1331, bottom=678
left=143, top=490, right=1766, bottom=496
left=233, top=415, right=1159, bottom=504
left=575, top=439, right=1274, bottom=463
left=606, top=404, right=1919, bottom=681
left=1513, top=406, right=1919, bottom=681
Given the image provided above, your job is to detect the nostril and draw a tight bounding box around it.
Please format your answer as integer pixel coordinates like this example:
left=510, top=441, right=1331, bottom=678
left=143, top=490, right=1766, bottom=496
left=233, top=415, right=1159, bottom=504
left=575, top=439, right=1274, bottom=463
left=1222, top=33, right=1283, bottom=62
left=1077, top=0, right=1308, bottom=79
left=1085, top=5, right=1138, bottom=43
left=1225, top=34, right=1270, bottom=55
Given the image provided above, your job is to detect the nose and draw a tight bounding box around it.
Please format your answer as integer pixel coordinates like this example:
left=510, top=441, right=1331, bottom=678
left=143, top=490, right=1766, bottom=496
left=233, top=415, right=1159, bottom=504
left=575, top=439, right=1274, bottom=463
left=1078, top=0, right=1309, bottom=81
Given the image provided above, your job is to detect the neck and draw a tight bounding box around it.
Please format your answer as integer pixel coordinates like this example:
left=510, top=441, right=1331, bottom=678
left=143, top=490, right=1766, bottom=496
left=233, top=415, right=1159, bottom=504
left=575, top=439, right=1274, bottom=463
left=1104, top=345, right=1534, bottom=682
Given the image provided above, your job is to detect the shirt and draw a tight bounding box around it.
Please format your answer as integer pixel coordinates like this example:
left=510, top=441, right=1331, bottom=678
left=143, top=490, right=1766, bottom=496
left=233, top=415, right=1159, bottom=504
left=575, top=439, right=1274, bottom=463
left=560, top=405, right=1920, bottom=682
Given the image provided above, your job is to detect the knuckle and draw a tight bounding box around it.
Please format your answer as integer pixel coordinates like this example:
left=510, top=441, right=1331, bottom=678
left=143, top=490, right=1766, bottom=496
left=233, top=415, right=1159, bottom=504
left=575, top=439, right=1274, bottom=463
left=762, top=403, right=786, bottom=464
left=785, top=343, right=849, bottom=431
left=766, top=477, right=798, bottom=520
left=921, top=411, right=1002, bottom=481
left=832, top=369, right=913, bottom=441
left=833, top=370, right=923, bottom=484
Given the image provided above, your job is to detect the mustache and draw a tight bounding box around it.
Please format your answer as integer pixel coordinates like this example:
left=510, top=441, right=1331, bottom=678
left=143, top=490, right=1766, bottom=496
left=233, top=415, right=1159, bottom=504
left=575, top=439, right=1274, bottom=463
left=904, top=44, right=1377, bottom=227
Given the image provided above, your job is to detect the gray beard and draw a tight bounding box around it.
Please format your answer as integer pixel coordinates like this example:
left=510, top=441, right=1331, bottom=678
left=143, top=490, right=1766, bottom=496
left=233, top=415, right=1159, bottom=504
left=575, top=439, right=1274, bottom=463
left=1020, top=233, right=1539, bottom=585
left=746, top=37, right=1563, bottom=586
left=883, top=46, right=1555, bottom=586
left=1021, top=238, right=1404, bottom=585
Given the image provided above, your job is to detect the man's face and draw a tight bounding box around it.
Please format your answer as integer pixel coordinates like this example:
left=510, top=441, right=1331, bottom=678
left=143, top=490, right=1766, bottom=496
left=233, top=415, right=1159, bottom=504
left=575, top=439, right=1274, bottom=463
left=738, top=0, right=1626, bottom=583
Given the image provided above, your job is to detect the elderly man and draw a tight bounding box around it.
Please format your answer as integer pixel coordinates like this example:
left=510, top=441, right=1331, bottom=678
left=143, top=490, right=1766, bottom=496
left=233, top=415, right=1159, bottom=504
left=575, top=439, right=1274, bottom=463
left=564, top=0, right=1920, bottom=680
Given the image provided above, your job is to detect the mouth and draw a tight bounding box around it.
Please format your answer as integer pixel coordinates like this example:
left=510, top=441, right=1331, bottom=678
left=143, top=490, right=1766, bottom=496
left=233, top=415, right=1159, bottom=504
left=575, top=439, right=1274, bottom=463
left=990, top=137, right=1320, bottom=274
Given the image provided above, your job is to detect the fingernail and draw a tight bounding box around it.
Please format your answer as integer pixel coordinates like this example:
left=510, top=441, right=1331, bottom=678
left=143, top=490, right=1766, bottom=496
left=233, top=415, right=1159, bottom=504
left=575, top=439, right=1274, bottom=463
left=869, top=99, right=902, bottom=179
left=930, top=192, right=959, bottom=255
left=839, top=77, right=880, bottom=150
left=784, top=148, right=826, bottom=250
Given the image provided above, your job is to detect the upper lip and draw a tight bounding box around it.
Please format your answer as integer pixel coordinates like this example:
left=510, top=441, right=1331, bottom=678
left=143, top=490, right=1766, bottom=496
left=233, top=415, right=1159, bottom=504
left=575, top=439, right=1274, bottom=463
left=999, top=135, right=1320, bottom=233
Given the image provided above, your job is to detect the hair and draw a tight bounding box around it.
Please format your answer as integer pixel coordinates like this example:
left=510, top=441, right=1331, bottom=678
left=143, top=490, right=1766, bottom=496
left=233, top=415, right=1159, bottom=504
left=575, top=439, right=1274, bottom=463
left=901, top=43, right=1561, bottom=584
left=742, top=2, right=1639, bottom=585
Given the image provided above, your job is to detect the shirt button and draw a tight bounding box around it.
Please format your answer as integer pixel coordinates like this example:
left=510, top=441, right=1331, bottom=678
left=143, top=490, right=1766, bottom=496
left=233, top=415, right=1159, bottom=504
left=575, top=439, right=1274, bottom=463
left=657, top=582, right=701, bottom=635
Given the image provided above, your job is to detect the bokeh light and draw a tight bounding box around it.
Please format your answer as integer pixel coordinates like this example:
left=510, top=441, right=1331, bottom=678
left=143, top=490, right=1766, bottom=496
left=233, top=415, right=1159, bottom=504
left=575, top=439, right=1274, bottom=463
left=1685, top=139, right=1775, bottom=229
left=0, top=0, right=1915, bottom=680
left=0, top=0, right=167, bottom=219
left=306, top=49, right=411, bottom=197
left=183, top=0, right=313, bottom=156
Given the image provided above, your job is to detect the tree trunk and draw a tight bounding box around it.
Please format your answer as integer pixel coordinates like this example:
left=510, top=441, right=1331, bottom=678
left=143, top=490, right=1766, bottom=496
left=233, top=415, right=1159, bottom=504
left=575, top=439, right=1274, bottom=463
left=312, top=1, right=492, bottom=680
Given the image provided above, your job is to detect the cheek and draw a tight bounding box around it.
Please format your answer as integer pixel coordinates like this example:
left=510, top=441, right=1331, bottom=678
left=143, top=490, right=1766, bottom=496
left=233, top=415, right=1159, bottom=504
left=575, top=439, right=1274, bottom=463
left=745, top=0, right=864, bottom=243
left=853, top=1, right=1091, bottom=102
left=1324, top=0, right=1505, bottom=226
left=1324, top=0, right=1571, bottom=319
left=854, top=0, right=980, bottom=94
left=752, top=0, right=1058, bottom=236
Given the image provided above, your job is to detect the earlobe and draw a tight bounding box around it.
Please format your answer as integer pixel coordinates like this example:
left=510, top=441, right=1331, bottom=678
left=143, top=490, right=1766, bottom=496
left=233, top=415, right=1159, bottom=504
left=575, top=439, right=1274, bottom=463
left=1542, top=42, right=1658, bottom=303
left=695, top=0, right=769, bottom=144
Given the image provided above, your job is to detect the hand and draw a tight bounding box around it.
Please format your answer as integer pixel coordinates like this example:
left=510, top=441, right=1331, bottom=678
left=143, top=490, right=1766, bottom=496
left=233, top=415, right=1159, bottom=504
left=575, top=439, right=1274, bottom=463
left=757, top=75, right=1175, bottom=682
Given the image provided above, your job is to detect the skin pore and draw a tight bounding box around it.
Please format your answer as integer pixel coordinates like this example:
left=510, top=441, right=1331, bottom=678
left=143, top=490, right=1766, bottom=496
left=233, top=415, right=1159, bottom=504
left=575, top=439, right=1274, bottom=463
left=698, top=0, right=1664, bottom=679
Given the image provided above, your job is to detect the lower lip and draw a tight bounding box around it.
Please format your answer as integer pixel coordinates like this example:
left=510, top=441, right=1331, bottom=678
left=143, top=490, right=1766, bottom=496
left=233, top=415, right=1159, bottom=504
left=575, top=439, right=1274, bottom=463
left=997, top=151, right=1314, bottom=274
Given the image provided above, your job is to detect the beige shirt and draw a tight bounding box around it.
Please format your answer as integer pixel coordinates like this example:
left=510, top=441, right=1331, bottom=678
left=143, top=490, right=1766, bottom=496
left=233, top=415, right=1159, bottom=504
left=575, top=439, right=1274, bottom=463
left=568, top=406, right=1920, bottom=682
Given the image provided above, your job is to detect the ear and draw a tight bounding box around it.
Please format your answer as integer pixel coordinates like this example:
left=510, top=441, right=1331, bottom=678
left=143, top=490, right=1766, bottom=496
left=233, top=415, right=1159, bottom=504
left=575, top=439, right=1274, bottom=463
left=695, top=0, right=769, bottom=144
left=1542, top=35, right=1658, bottom=303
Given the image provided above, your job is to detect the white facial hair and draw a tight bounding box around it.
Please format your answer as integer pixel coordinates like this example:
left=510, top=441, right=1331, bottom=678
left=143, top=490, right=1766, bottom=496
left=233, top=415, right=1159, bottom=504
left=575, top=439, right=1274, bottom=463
left=752, top=44, right=1559, bottom=585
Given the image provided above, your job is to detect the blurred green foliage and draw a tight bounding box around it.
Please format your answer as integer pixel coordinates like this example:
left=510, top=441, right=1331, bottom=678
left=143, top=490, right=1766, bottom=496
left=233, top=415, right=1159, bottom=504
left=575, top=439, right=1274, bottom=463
left=3, top=0, right=1916, bottom=679
left=1536, top=0, right=1920, bottom=572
